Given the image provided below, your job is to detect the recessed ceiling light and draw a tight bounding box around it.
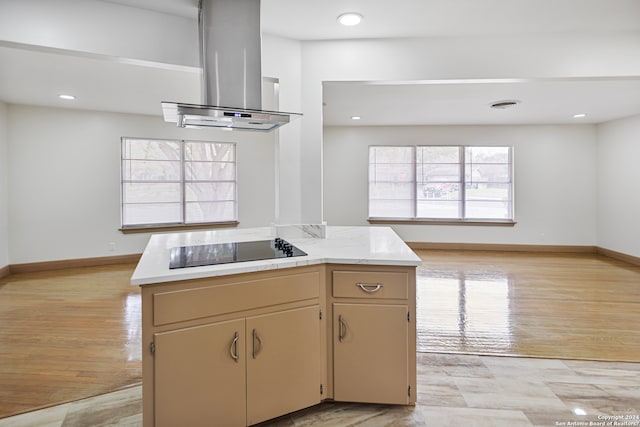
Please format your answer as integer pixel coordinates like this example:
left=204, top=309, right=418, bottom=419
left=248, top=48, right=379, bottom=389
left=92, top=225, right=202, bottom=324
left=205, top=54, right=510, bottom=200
left=337, top=13, right=363, bottom=26
left=351, top=116, right=361, bottom=120
left=490, top=100, right=520, bottom=109
left=573, top=113, right=587, bottom=118
left=59, top=94, right=76, bottom=100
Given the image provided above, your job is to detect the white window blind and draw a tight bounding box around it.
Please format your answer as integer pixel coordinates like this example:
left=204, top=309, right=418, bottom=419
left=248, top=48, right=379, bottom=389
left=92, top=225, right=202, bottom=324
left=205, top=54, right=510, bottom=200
left=369, top=145, right=513, bottom=221
left=368, top=146, right=415, bottom=218
left=121, top=138, right=237, bottom=227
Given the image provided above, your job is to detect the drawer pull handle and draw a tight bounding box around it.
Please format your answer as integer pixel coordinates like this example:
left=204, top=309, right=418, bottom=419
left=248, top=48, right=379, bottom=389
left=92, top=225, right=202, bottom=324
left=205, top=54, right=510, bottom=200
left=356, top=283, right=384, bottom=293
left=229, top=332, right=239, bottom=362
left=252, top=329, right=263, bottom=359
left=338, top=315, right=346, bottom=342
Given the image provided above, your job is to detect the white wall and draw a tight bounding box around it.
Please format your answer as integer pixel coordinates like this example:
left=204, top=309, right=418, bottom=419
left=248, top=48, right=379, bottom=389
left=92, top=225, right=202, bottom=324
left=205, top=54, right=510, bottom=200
left=3, top=7, right=639, bottom=259
left=324, top=125, right=598, bottom=246
left=7, top=105, right=275, bottom=264
left=0, top=0, right=199, bottom=67
left=301, top=32, right=640, bottom=226
left=0, top=102, right=8, bottom=267
left=262, top=35, right=303, bottom=225
left=596, top=114, right=640, bottom=257
left=1, top=28, right=304, bottom=265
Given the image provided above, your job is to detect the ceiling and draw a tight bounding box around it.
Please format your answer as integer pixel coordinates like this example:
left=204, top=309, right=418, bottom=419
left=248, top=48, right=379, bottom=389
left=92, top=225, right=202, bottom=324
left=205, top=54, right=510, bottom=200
left=322, top=78, right=640, bottom=126
left=107, top=0, right=640, bottom=40
left=2, top=0, right=640, bottom=126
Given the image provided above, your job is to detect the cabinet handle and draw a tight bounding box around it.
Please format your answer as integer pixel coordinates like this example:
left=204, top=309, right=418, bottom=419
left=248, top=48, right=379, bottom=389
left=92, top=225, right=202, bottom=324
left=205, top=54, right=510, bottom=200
left=356, top=283, right=384, bottom=293
left=252, top=328, right=263, bottom=359
left=338, top=315, right=346, bottom=342
left=229, top=332, right=239, bottom=362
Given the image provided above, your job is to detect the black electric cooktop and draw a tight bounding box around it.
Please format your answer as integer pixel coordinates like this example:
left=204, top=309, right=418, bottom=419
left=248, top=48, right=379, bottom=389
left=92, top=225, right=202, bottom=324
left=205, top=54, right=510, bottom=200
left=169, top=238, right=307, bottom=269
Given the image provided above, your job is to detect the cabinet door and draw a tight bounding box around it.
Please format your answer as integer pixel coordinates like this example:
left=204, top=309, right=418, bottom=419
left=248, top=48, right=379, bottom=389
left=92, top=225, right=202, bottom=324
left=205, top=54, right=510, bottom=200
left=333, top=303, right=409, bottom=404
left=246, top=305, right=321, bottom=425
left=154, top=319, right=246, bottom=427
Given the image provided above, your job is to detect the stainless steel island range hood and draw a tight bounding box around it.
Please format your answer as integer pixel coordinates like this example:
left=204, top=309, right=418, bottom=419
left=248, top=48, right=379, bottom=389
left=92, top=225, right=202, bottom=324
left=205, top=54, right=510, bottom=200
left=162, top=0, right=301, bottom=131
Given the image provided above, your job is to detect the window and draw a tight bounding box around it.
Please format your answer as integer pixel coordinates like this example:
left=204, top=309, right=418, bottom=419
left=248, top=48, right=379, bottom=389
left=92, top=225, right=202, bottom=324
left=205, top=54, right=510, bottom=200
left=369, top=145, right=513, bottom=221
left=121, top=138, right=236, bottom=228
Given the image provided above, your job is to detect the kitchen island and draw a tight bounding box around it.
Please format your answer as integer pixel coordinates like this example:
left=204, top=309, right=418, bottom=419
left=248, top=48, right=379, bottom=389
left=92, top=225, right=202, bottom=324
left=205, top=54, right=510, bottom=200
left=132, top=226, right=421, bottom=427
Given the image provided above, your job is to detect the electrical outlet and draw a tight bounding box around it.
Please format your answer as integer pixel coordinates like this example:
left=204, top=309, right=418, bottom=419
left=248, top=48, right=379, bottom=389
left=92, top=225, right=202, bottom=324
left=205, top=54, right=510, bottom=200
left=108, top=242, right=116, bottom=252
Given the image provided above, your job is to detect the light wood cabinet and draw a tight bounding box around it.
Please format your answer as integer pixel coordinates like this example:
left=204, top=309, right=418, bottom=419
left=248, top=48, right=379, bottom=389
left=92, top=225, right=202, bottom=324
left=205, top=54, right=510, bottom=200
left=152, top=306, right=321, bottom=427
left=141, top=266, right=324, bottom=427
left=246, top=306, right=321, bottom=425
left=333, top=303, right=409, bottom=404
left=329, top=266, right=416, bottom=405
left=332, top=271, right=409, bottom=299
left=154, top=319, right=246, bottom=427
left=141, top=263, right=416, bottom=426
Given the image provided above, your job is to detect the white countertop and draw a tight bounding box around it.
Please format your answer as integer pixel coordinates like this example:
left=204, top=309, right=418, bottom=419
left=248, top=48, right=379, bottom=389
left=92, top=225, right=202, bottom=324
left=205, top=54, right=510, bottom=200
left=131, top=226, right=421, bottom=285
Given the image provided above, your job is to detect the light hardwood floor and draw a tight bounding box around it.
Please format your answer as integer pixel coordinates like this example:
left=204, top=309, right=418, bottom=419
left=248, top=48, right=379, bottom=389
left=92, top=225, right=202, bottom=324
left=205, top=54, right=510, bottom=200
left=1, top=251, right=639, bottom=419
left=0, top=264, right=141, bottom=418
left=416, top=250, right=640, bottom=362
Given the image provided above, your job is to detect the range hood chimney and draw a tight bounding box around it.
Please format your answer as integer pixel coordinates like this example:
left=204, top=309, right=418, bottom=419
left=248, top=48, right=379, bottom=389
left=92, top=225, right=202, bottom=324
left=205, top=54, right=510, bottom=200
left=162, top=0, right=301, bottom=131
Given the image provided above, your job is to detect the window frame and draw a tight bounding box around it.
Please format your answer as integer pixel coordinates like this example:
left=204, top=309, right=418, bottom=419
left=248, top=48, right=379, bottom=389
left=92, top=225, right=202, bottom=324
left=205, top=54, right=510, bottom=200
left=120, top=137, right=238, bottom=232
left=368, top=144, right=515, bottom=225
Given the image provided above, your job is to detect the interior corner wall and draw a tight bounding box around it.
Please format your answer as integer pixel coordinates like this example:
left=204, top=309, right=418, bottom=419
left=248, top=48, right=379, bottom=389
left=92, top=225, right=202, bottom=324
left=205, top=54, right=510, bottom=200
left=596, top=114, right=640, bottom=257
left=7, top=105, right=275, bottom=264
left=323, top=124, right=598, bottom=246
left=0, top=101, right=9, bottom=268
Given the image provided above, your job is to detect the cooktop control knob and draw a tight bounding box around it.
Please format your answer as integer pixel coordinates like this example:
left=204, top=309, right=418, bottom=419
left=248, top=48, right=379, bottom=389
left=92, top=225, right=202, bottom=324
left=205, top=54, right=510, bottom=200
left=273, top=238, right=297, bottom=256
left=274, top=238, right=283, bottom=250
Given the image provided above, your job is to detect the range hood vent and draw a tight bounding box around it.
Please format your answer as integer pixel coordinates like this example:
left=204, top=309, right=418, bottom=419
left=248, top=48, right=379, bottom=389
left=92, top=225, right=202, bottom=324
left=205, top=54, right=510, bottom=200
left=162, top=102, right=298, bottom=132
left=162, top=0, right=301, bottom=131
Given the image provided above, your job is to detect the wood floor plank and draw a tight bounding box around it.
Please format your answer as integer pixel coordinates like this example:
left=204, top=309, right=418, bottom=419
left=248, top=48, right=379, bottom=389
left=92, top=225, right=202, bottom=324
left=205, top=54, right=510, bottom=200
left=416, top=250, right=640, bottom=362
left=0, top=264, right=141, bottom=418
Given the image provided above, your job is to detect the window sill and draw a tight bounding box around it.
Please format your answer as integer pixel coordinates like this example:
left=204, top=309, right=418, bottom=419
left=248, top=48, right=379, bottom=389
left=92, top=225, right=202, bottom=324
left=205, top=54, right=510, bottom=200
left=120, top=221, right=239, bottom=234
left=368, top=218, right=516, bottom=226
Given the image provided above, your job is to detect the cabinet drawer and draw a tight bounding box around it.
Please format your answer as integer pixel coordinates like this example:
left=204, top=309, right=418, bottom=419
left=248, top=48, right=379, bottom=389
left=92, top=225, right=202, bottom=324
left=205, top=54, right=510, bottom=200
left=332, top=271, right=408, bottom=299
left=154, top=271, right=320, bottom=326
